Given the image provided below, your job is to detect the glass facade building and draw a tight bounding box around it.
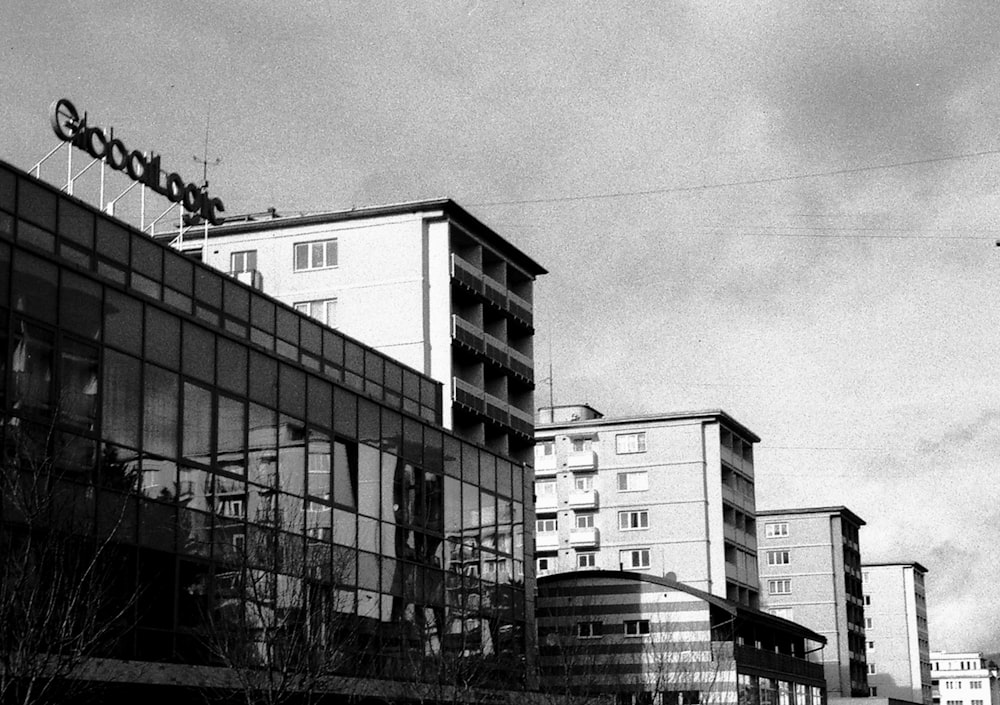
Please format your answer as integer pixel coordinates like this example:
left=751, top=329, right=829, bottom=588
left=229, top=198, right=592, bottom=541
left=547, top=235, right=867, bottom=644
left=0, top=159, right=531, bottom=694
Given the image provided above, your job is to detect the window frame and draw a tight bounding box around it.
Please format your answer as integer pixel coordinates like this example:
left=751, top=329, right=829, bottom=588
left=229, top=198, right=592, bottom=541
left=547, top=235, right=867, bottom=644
left=293, top=239, right=338, bottom=272
left=230, top=249, right=257, bottom=273
left=577, top=551, right=597, bottom=569
left=618, top=510, right=649, bottom=531
left=766, top=550, right=790, bottom=565
left=294, top=298, right=338, bottom=327
left=765, top=522, right=789, bottom=538
left=615, top=431, right=647, bottom=455
left=576, top=621, right=603, bottom=639
left=621, top=548, right=650, bottom=570
left=623, top=619, right=650, bottom=637
left=767, top=579, right=791, bottom=595
left=617, top=471, right=648, bottom=492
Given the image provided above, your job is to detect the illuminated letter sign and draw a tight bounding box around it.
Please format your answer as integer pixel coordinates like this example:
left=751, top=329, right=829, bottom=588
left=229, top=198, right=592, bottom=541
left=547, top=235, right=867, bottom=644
left=49, top=98, right=226, bottom=225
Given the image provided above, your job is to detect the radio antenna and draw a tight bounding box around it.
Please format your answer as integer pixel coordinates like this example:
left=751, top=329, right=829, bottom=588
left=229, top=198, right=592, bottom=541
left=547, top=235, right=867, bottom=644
left=193, top=104, right=222, bottom=190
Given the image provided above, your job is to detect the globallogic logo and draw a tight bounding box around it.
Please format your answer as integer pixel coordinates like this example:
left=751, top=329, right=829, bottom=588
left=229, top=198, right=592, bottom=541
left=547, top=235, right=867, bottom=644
left=49, top=98, right=225, bottom=225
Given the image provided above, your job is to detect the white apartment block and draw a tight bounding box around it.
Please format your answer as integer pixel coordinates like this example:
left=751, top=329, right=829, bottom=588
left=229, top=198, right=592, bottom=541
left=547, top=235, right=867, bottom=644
left=534, top=404, right=761, bottom=607
left=757, top=507, right=868, bottom=698
left=932, top=652, right=1000, bottom=705
left=167, top=200, right=546, bottom=465
left=863, top=562, right=932, bottom=704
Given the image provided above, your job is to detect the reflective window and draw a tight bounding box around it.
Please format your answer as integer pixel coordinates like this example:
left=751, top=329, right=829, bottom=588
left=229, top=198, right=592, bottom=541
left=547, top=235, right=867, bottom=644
left=332, top=439, right=357, bottom=509
left=59, top=338, right=98, bottom=431
left=102, top=350, right=141, bottom=448
left=17, top=177, right=57, bottom=231
left=60, top=271, right=101, bottom=340
left=248, top=403, right=278, bottom=488
left=217, top=395, right=246, bottom=476
left=11, top=320, right=54, bottom=416
left=145, top=306, right=180, bottom=369
left=12, top=251, right=57, bottom=324
left=143, top=364, right=179, bottom=458
left=182, top=321, right=215, bottom=384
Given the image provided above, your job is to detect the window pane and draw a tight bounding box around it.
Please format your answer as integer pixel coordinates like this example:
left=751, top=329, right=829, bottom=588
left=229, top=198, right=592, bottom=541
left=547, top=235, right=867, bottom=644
left=11, top=320, right=54, bottom=416
left=182, top=382, right=213, bottom=462
left=217, top=395, right=246, bottom=475
left=143, top=364, right=179, bottom=458
left=59, top=338, right=98, bottom=431
left=12, top=251, right=57, bottom=324
left=144, top=306, right=180, bottom=368
left=102, top=350, right=141, bottom=448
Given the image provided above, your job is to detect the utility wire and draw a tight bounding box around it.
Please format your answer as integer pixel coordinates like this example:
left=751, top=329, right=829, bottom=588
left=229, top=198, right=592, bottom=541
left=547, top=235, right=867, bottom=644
left=468, top=148, right=1000, bottom=207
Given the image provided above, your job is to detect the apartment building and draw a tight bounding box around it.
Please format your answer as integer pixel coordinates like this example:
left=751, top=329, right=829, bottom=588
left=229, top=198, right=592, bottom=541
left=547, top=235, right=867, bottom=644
left=756, top=507, right=868, bottom=698
left=863, top=562, right=932, bottom=704
left=534, top=404, right=761, bottom=607
left=165, top=200, right=547, bottom=465
left=932, top=652, right=1000, bottom=705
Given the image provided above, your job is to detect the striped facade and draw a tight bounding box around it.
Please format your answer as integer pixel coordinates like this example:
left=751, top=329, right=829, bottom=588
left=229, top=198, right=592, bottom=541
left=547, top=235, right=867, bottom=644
left=537, top=572, right=827, bottom=705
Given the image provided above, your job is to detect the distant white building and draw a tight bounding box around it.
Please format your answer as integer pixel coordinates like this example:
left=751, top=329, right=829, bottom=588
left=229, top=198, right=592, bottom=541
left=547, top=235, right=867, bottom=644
left=863, top=562, right=932, bottom=704
left=931, top=652, right=1000, bottom=705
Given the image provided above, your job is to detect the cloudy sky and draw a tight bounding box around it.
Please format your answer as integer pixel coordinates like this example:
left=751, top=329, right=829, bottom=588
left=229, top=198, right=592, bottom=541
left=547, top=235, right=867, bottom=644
left=3, top=1, right=999, bottom=652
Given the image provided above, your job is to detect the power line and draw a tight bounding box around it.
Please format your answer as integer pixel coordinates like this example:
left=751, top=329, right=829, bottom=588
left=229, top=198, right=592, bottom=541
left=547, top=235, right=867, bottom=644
left=469, top=148, right=1000, bottom=207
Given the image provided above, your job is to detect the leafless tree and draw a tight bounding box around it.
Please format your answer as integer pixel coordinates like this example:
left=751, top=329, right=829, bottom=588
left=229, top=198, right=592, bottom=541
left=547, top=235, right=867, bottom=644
left=0, top=419, right=138, bottom=705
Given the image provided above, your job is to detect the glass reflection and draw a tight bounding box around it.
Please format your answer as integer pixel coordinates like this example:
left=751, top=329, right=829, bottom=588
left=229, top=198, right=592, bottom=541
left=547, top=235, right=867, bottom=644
left=58, top=339, right=98, bottom=431
left=217, top=395, right=246, bottom=476
left=248, top=403, right=277, bottom=488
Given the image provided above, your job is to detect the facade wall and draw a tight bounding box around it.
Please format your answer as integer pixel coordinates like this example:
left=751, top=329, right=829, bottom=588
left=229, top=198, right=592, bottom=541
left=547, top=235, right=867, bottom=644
left=0, top=160, right=533, bottom=690
left=757, top=509, right=867, bottom=698
left=863, top=564, right=931, bottom=705
left=534, top=412, right=759, bottom=608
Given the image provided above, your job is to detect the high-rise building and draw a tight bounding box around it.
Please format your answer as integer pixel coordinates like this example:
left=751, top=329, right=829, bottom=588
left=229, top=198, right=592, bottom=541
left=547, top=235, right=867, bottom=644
left=534, top=404, right=761, bottom=607
left=931, top=652, right=1000, bottom=705
left=863, top=562, right=932, bottom=704
left=165, top=201, right=547, bottom=466
left=0, top=158, right=534, bottom=702
left=756, top=506, right=868, bottom=698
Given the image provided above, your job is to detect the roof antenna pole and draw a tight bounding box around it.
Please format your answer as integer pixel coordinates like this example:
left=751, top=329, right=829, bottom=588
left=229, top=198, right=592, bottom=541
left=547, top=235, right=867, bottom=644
left=193, top=103, right=222, bottom=242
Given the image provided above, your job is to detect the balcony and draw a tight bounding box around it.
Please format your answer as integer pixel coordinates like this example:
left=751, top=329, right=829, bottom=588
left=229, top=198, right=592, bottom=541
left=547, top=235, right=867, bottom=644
left=569, top=527, right=599, bottom=548
left=484, top=391, right=510, bottom=426
left=508, top=405, right=534, bottom=438
left=567, top=449, right=597, bottom=470
left=568, top=489, right=599, bottom=510
left=229, top=269, right=263, bottom=290
left=452, top=315, right=485, bottom=354
left=482, top=273, right=507, bottom=310
left=452, top=377, right=485, bottom=414
left=508, top=290, right=533, bottom=328
left=483, top=331, right=509, bottom=369
left=536, top=533, right=559, bottom=551
left=507, top=346, right=533, bottom=381
left=450, top=254, right=483, bottom=295
left=734, top=644, right=825, bottom=682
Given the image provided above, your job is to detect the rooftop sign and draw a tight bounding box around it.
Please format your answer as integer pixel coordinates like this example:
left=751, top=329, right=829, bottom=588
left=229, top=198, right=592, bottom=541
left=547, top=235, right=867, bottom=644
left=50, top=98, right=225, bottom=225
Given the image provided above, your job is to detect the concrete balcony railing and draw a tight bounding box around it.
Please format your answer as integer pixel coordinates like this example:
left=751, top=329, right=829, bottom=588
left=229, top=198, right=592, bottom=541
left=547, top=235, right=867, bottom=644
left=536, top=533, right=559, bottom=551
left=507, top=290, right=533, bottom=328
left=452, top=376, right=485, bottom=414
left=451, top=317, right=534, bottom=384
left=568, top=489, right=599, bottom=510
left=567, top=449, right=597, bottom=470
left=534, top=453, right=557, bottom=476
left=536, top=493, right=558, bottom=511
left=569, top=527, right=599, bottom=548
left=508, top=404, right=534, bottom=438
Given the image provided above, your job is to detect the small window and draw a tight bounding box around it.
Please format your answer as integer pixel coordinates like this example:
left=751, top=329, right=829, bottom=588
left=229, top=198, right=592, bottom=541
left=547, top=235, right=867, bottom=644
left=294, top=239, right=338, bottom=271
left=620, top=548, right=650, bottom=570
left=766, top=550, right=789, bottom=565
left=574, top=474, right=594, bottom=491
left=577, top=552, right=596, bottom=568
left=863, top=594, right=871, bottom=605
left=537, top=556, right=553, bottom=573
left=623, top=619, right=650, bottom=637
left=971, top=682, right=983, bottom=690
left=536, top=517, right=558, bottom=533
left=615, top=432, right=646, bottom=454
left=577, top=621, right=602, bottom=638
left=617, top=471, right=648, bottom=492
left=765, top=522, right=789, bottom=538
left=768, top=579, right=791, bottom=595
left=866, top=640, right=874, bottom=650
left=294, top=298, right=337, bottom=327
left=230, top=249, right=257, bottom=273
left=576, top=513, right=595, bottom=529
left=865, top=617, right=873, bottom=629
left=868, top=663, right=876, bottom=674
left=869, top=688, right=877, bottom=697
left=618, top=510, right=649, bottom=530
left=539, top=440, right=555, bottom=456
left=571, top=437, right=592, bottom=452
left=769, top=606, right=794, bottom=620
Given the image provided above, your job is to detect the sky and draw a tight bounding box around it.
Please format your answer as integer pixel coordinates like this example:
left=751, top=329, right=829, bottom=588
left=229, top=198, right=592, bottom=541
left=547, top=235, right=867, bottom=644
left=2, top=0, right=999, bottom=653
